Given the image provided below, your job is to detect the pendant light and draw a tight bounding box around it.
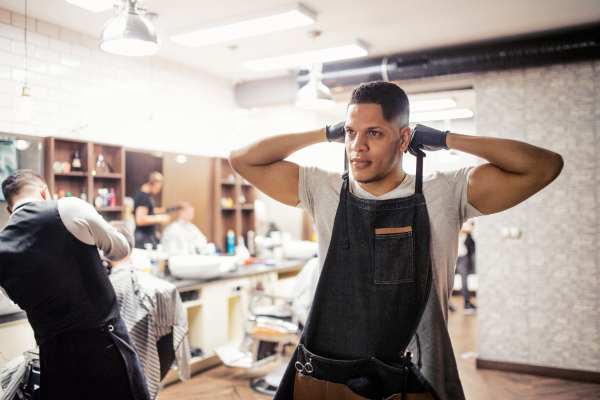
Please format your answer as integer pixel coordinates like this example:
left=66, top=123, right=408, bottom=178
left=100, top=0, right=160, bottom=56
left=15, top=0, right=35, bottom=122
left=296, top=62, right=335, bottom=110
left=296, top=31, right=335, bottom=110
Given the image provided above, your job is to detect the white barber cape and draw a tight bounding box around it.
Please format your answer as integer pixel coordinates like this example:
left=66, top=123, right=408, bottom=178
left=161, top=220, right=207, bottom=255
left=109, top=262, right=191, bottom=397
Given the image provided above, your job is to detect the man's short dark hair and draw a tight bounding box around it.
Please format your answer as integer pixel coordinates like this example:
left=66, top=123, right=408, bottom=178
left=2, top=169, right=46, bottom=207
left=349, top=81, right=410, bottom=126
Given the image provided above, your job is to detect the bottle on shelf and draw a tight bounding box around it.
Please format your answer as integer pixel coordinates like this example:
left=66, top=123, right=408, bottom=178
left=71, top=151, right=82, bottom=172
left=81, top=187, right=87, bottom=203
left=109, top=187, right=116, bottom=207
left=235, top=236, right=250, bottom=261
left=227, top=230, right=235, bottom=255
left=247, top=230, right=256, bottom=256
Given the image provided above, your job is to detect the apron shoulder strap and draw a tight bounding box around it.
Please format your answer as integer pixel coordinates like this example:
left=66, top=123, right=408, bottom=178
left=415, top=149, right=425, bottom=195
left=338, top=172, right=350, bottom=249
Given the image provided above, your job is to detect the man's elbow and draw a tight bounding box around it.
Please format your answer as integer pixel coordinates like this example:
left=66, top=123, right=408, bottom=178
left=229, top=149, right=245, bottom=174
left=542, top=152, right=564, bottom=185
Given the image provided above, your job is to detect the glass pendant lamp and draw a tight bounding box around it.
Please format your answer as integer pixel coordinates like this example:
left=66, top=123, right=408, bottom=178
left=15, top=0, right=35, bottom=122
left=296, top=63, right=335, bottom=110
left=99, top=0, right=160, bottom=56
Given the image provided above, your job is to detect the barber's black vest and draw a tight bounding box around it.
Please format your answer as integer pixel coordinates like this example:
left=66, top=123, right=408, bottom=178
left=0, top=200, right=120, bottom=344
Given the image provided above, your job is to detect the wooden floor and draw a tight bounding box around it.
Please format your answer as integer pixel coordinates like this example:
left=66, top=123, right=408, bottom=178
left=160, top=297, right=600, bottom=400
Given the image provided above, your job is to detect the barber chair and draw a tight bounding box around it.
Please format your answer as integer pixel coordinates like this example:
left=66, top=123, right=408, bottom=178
left=215, top=258, right=319, bottom=395
left=2, top=349, right=41, bottom=400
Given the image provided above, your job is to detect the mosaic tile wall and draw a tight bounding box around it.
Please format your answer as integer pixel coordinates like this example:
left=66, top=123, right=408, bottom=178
left=475, top=61, right=600, bottom=371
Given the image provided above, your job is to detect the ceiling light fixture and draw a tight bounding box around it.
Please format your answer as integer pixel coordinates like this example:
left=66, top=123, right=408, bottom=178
left=170, top=3, right=316, bottom=48
left=244, top=42, right=368, bottom=72
left=296, top=63, right=335, bottom=110
left=15, top=0, right=34, bottom=122
left=65, top=0, right=115, bottom=12
left=410, top=98, right=456, bottom=112
left=99, top=0, right=160, bottom=56
left=410, top=109, right=474, bottom=123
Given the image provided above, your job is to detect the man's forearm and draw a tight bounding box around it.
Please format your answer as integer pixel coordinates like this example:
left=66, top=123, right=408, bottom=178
left=230, top=128, right=327, bottom=167
left=446, top=133, right=563, bottom=179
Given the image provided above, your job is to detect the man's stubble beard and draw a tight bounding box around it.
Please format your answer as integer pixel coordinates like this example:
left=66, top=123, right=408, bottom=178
left=353, top=144, right=403, bottom=185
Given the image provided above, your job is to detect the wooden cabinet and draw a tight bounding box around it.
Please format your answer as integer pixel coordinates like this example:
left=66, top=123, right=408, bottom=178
left=212, top=158, right=257, bottom=253
left=162, top=270, right=281, bottom=384
left=44, top=137, right=125, bottom=221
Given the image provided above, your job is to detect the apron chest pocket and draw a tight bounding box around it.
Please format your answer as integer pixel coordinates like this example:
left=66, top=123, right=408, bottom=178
left=373, top=227, right=414, bottom=284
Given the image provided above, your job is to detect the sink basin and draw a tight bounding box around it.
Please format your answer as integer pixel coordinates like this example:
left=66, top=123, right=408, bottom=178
left=168, top=255, right=238, bottom=280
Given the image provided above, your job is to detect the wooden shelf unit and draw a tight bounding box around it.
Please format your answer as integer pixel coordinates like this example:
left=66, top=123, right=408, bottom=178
left=44, top=137, right=125, bottom=221
left=212, top=158, right=257, bottom=253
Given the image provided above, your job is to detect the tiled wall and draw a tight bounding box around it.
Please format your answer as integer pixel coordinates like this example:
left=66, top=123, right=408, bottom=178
left=0, top=7, right=236, bottom=157
left=476, top=61, right=600, bottom=372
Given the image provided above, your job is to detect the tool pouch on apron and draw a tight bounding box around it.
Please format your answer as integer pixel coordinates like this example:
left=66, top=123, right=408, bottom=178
left=292, top=344, right=434, bottom=400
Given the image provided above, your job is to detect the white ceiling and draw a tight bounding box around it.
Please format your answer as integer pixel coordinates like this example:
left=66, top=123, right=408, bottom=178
left=1, top=0, right=599, bottom=82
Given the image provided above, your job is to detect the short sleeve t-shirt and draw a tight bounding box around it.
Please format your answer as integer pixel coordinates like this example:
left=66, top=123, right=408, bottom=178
left=297, top=166, right=483, bottom=322
left=133, top=190, right=156, bottom=237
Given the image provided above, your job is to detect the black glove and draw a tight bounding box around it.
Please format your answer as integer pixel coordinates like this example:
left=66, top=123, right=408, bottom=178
left=326, top=121, right=346, bottom=143
left=406, top=124, right=449, bottom=156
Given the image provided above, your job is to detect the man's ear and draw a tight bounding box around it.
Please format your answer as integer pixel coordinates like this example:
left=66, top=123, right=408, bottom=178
left=398, top=126, right=412, bottom=153
left=40, top=185, right=50, bottom=200
left=6, top=206, right=12, bottom=215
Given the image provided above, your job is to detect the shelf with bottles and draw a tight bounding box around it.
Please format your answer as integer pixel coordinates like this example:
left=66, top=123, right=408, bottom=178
left=92, top=144, right=123, bottom=175
left=92, top=172, right=124, bottom=179
left=53, top=176, right=89, bottom=201
left=221, top=212, right=237, bottom=253
left=241, top=211, right=255, bottom=244
left=92, top=180, right=122, bottom=208
left=50, top=139, right=88, bottom=174
left=240, top=185, right=255, bottom=205
left=54, top=171, right=88, bottom=177
left=220, top=158, right=239, bottom=183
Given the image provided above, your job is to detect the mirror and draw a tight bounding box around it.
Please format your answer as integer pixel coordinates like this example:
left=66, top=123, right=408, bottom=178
left=0, top=135, right=43, bottom=227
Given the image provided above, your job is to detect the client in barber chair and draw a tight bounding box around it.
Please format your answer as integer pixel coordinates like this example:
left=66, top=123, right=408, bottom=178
left=107, top=221, right=191, bottom=399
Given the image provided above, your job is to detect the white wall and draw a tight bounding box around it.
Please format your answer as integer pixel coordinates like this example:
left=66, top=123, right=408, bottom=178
left=476, top=61, right=600, bottom=372
left=0, top=7, right=236, bottom=156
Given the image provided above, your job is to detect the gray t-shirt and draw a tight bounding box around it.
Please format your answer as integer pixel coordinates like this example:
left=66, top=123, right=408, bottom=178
left=297, top=166, right=483, bottom=322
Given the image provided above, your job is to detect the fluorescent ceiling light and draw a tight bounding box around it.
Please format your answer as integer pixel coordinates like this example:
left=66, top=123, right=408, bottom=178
left=410, top=98, right=456, bottom=112
left=171, top=3, right=316, bottom=47
left=410, top=109, right=473, bottom=123
left=244, top=43, right=368, bottom=72
left=65, top=0, right=115, bottom=12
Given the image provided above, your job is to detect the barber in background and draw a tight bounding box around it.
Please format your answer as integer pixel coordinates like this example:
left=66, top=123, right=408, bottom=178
left=161, top=202, right=207, bottom=255
left=0, top=170, right=150, bottom=400
left=455, top=221, right=476, bottom=314
left=134, top=171, right=170, bottom=249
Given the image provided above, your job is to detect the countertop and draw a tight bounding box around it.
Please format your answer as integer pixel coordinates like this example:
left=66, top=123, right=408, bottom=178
left=0, top=308, right=27, bottom=325
left=0, top=259, right=307, bottom=326
left=164, top=259, right=306, bottom=292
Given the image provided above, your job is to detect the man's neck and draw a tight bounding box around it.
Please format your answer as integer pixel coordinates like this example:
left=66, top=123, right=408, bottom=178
left=110, top=256, right=132, bottom=269
left=11, top=196, right=44, bottom=213
left=356, top=170, right=407, bottom=197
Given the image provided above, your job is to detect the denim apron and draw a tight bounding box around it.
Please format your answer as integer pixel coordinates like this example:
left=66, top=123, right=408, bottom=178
left=274, top=151, right=465, bottom=400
